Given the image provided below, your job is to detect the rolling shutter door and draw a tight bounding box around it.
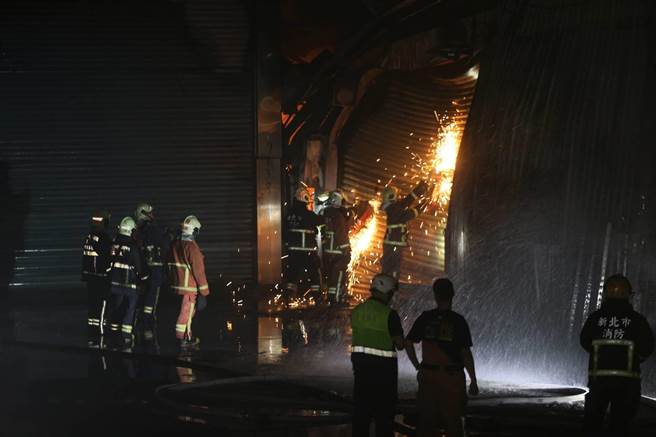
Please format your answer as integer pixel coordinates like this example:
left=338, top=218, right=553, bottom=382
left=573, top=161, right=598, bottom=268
left=340, top=70, right=476, bottom=295
left=0, top=1, right=254, bottom=289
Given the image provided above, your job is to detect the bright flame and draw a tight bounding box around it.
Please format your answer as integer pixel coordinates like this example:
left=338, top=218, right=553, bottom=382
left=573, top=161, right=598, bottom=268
left=347, top=200, right=379, bottom=291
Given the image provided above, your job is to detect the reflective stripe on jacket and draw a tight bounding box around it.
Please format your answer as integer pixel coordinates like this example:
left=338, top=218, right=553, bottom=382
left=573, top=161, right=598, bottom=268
left=383, top=189, right=422, bottom=246
left=285, top=200, right=323, bottom=251
left=351, top=299, right=396, bottom=358
left=81, top=231, right=111, bottom=280
left=109, top=235, right=143, bottom=290
left=168, top=239, right=210, bottom=296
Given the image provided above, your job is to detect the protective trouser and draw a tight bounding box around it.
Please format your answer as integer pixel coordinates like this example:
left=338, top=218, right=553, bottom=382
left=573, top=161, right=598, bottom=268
left=381, top=244, right=403, bottom=279
left=142, top=266, right=162, bottom=321
left=176, top=293, right=197, bottom=340
left=584, top=377, right=641, bottom=435
left=324, top=251, right=350, bottom=303
left=86, top=277, right=109, bottom=339
left=284, top=251, right=321, bottom=298
left=352, top=355, right=397, bottom=437
left=109, top=286, right=138, bottom=342
left=417, top=367, right=467, bottom=437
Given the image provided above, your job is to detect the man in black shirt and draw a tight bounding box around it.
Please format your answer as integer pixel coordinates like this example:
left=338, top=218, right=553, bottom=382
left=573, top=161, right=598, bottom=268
left=580, top=274, right=654, bottom=435
left=405, top=278, right=478, bottom=437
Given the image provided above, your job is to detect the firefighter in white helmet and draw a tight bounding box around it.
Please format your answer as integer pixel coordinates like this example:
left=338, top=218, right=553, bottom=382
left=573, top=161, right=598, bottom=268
left=350, top=273, right=405, bottom=436
left=381, top=180, right=430, bottom=279
left=283, top=185, right=324, bottom=303
left=168, top=215, right=210, bottom=348
left=320, top=190, right=353, bottom=304
left=108, top=216, right=147, bottom=348
left=133, top=202, right=169, bottom=325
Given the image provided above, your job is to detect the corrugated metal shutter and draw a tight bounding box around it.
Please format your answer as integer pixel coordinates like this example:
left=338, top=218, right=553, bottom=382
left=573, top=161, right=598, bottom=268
left=0, top=1, right=254, bottom=289
left=340, top=70, right=476, bottom=295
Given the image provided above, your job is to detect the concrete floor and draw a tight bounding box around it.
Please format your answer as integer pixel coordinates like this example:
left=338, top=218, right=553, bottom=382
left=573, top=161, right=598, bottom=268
left=2, top=286, right=655, bottom=436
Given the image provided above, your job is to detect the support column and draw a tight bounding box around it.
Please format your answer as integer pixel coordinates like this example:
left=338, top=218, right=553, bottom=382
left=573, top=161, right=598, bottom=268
left=255, top=1, right=282, bottom=285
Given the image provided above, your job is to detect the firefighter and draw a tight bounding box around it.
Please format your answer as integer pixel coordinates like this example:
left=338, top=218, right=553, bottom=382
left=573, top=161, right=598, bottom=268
left=320, top=190, right=352, bottom=304
left=108, top=216, right=147, bottom=347
left=405, top=278, right=479, bottom=437
left=351, top=273, right=405, bottom=437
left=168, top=215, right=209, bottom=348
left=580, top=274, right=654, bottom=435
left=381, top=180, right=429, bottom=279
left=134, top=202, right=168, bottom=324
left=81, top=210, right=112, bottom=345
left=283, top=186, right=324, bottom=303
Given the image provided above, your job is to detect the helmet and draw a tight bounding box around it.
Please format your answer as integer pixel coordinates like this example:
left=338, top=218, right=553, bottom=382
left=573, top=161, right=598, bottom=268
left=370, top=273, right=398, bottom=296
left=295, top=186, right=311, bottom=204
left=381, top=186, right=398, bottom=210
left=317, top=191, right=330, bottom=203
left=135, top=203, right=154, bottom=223
left=327, top=190, right=346, bottom=208
left=90, top=210, right=110, bottom=229
left=118, top=216, right=137, bottom=237
left=603, top=274, right=632, bottom=300
left=182, top=215, right=202, bottom=236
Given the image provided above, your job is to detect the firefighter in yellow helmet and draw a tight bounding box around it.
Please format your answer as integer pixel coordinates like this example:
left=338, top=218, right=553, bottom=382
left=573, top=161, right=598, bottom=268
left=283, top=185, right=324, bottom=303
left=351, top=273, right=405, bottom=436
left=381, top=180, right=430, bottom=279
left=580, top=274, right=654, bottom=435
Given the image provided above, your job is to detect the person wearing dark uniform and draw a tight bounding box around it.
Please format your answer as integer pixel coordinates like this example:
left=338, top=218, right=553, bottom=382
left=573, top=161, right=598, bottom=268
left=283, top=186, right=324, bottom=302
left=351, top=273, right=404, bottom=437
left=405, top=278, right=479, bottom=437
left=134, top=202, right=168, bottom=324
left=580, top=274, right=654, bottom=435
left=381, top=180, right=429, bottom=279
left=81, top=210, right=112, bottom=344
left=108, top=216, right=147, bottom=347
left=321, top=190, right=352, bottom=304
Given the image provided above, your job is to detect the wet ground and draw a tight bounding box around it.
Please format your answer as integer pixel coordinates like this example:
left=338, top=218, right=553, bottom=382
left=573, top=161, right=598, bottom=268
left=2, top=286, right=656, bottom=436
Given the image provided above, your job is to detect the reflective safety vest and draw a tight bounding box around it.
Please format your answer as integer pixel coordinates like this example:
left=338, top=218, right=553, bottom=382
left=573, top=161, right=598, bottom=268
left=351, top=299, right=396, bottom=358
left=590, top=339, right=640, bottom=379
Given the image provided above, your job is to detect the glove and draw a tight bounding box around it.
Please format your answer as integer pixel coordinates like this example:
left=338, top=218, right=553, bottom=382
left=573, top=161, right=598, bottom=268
left=196, top=295, right=207, bottom=312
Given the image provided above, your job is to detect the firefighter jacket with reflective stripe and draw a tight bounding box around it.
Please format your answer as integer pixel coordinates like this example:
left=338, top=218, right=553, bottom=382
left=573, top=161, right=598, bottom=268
left=135, top=221, right=169, bottom=268
left=285, top=199, right=324, bottom=251
left=580, top=300, right=654, bottom=379
left=81, top=230, right=111, bottom=280
left=351, top=298, right=396, bottom=358
left=322, top=206, right=352, bottom=254
left=383, top=186, right=426, bottom=247
left=168, top=239, right=210, bottom=296
left=109, top=235, right=145, bottom=291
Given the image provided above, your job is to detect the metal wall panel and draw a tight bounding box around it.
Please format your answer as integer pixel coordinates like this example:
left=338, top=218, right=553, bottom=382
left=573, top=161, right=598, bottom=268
left=340, top=71, right=476, bottom=295
left=0, top=1, right=254, bottom=289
